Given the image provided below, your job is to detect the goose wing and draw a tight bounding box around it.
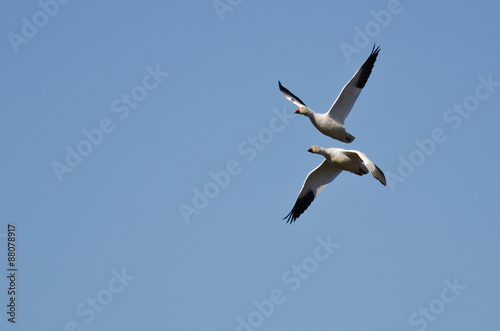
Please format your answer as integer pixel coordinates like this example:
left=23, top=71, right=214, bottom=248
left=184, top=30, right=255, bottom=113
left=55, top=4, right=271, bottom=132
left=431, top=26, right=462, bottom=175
left=327, top=45, right=380, bottom=124
left=284, top=160, right=342, bottom=223
left=342, top=150, right=386, bottom=186
left=278, top=81, right=307, bottom=108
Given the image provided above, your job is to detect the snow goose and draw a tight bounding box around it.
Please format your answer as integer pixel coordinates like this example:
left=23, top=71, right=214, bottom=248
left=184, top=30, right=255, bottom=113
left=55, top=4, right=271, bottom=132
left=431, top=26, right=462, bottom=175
left=279, top=45, right=380, bottom=143
left=284, top=145, right=386, bottom=223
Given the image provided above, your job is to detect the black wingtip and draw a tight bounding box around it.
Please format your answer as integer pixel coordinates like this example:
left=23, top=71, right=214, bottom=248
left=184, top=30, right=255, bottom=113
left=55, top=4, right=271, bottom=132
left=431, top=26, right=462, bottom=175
left=355, top=44, right=381, bottom=89
left=278, top=81, right=308, bottom=107
left=374, top=164, right=387, bottom=186
left=371, top=44, right=381, bottom=56
left=278, top=80, right=287, bottom=91
left=283, top=211, right=296, bottom=224
left=283, top=190, right=315, bottom=224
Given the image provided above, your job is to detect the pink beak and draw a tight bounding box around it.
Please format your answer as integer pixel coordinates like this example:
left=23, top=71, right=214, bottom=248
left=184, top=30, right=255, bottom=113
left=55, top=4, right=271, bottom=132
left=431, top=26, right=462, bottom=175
left=294, top=109, right=300, bottom=114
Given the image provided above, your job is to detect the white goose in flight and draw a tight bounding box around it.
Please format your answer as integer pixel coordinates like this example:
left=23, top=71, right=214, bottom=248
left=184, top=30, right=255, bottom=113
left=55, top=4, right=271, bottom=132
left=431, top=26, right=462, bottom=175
left=284, top=146, right=386, bottom=223
left=279, top=45, right=380, bottom=143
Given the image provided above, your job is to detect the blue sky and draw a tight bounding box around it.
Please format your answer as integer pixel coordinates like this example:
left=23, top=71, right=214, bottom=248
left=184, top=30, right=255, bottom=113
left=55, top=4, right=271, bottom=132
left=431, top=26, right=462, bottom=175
left=1, top=1, right=500, bottom=330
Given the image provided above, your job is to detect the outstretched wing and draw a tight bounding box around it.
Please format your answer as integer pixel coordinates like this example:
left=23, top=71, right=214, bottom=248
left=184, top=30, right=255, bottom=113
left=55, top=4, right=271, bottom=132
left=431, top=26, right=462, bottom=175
left=284, top=160, right=342, bottom=223
left=343, top=150, right=386, bottom=186
left=327, top=45, right=380, bottom=124
left=278, top=81, right=307, bottom=108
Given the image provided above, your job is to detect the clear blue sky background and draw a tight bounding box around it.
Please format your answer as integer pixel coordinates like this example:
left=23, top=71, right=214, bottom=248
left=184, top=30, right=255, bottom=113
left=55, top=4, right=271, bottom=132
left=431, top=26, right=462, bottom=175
left=1, top=1, right=499, bottom=330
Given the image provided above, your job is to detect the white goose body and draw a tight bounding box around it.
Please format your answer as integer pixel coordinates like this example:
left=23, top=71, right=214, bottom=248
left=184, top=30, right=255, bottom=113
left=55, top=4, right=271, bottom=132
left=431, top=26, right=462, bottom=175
left=279, top=45, right=381, bottom=143
left=284, top=146, right=386, bottom=223
left=317, top=147, right=370, bottom=175
left=305, top=112, right=352, bottom=143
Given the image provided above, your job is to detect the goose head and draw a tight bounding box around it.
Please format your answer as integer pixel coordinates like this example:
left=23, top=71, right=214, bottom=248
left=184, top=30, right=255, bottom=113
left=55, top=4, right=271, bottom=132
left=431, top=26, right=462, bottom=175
left=307, top=146, right=321, bottom=154
left=294, top=106, right=310, bottom=115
